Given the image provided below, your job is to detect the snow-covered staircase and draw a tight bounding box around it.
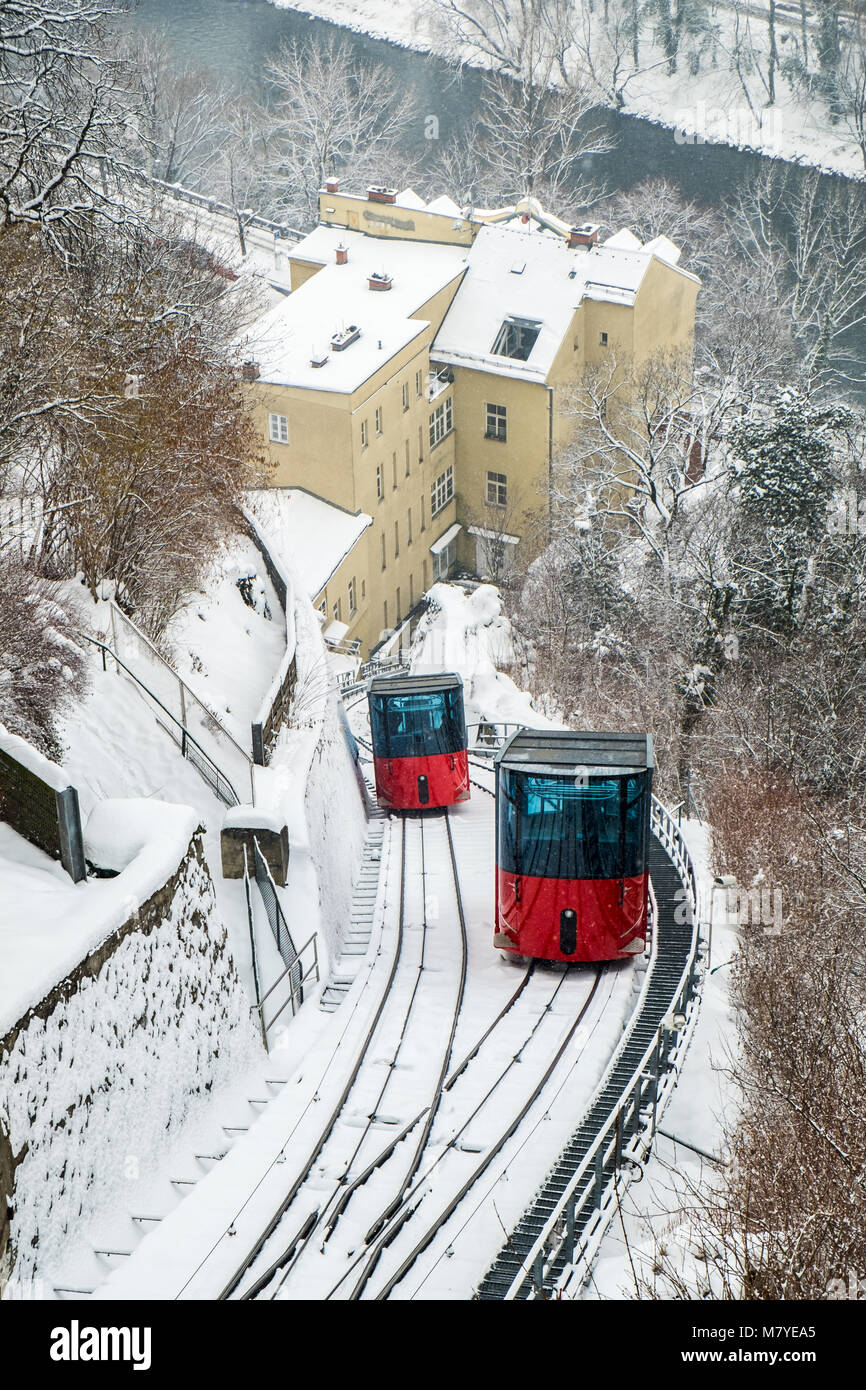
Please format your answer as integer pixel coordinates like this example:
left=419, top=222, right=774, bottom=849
left=319, top=821, right=386, bottom=1013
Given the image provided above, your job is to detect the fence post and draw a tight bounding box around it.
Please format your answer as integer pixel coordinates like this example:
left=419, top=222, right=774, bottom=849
left=55, top=786, right=87, bottom=883
left=564, top=1197, right=576, bottom=1266
left=179, top=680, right=187, bottom=758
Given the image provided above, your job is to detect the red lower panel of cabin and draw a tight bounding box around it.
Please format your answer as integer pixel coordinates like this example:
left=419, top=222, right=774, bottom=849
left=495, top=869, right=648, bottom=962
left=373, top=750, right=470, bottom=810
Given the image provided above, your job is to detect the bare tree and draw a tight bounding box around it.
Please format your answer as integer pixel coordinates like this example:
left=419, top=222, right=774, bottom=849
left=0, top=555, right=89, bottom=758
left=0, top=0, right=130, bottom=244
left=264, top=36, right=419, bottom=229
left=119, top=29, right=234, bottom=189
left=727, top=166, right=866, bottom=388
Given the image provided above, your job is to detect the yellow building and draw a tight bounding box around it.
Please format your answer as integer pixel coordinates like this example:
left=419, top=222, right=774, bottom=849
left=242, top=186, right=700, bottom=657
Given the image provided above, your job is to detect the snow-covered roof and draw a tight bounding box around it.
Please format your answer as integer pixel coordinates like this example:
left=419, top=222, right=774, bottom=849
left=432, top=223, right=695, bottom=382
left=604, top=228, right=643, bottom=251
left=246, top=488, right=371, bottom=599
left=245, top=226, right=468, bottom=394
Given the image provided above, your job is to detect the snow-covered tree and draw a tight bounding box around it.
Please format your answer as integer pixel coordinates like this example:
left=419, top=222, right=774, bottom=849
left=0, top=0, right=130, bottom=245
left=264, top=36, right=419, bottom=230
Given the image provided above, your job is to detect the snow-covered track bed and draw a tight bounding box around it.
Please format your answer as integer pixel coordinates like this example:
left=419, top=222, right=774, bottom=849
left=223, top=810, right=469, bottom=1301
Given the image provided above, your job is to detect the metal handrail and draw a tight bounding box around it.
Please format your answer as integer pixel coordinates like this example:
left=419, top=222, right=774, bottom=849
left=501, top=797, right=702, bottom=1300
left=79, top=632, right=241, bottom=807
left=107, top=600, right=255, bottom=766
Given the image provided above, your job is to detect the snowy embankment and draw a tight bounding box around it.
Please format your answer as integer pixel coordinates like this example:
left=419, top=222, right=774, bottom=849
left=0, top=803, right=260, bottom=1294
left=2, top=523, right=368, bottom=1297
left=268, top=0, right=866, bottom=181
left=411, top=582, right=559, bottom=732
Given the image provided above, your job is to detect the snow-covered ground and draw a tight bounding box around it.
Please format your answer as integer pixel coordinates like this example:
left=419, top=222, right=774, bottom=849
left=2, top=562, right=733, bottom=1299
left=268, top=0, right=866, bottom=180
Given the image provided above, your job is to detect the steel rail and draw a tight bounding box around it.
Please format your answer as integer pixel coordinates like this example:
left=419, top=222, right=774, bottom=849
left=318, top=964, right=578, bottom=1301
left=352, top=969, right=606, bottom=1301
left=252, top=811, right=470, bottom=1300
left=257, top=816, right=442, bottom=1299
left=218, top=817, right=410, bottom=1301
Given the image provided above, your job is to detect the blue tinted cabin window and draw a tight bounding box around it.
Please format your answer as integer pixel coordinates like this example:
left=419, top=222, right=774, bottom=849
left=369, top=688, right=466, bottom=759
left=498, top=770, right=648, bottom=880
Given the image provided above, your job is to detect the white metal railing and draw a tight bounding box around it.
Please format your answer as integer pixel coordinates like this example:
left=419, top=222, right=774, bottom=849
left=104, top=600, right=257, bottom=803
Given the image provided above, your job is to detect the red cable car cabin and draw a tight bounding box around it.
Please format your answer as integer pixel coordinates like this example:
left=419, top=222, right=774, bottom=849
left=368, top=673, right=470, bottom=811
left=494, top=730, right=653, bottom=963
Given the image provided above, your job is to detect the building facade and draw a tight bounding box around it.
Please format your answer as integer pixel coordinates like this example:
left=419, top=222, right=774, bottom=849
left=243, top=186, right=700, bottom=657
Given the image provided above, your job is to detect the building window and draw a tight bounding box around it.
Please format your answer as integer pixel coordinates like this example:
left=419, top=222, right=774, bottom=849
left=375, top=405, right=383, bottom=435
left=396, top=587, right=401, bottom=623
left=317, top=598, right=326, bottom=617
left=418, top=424, right=423, bottom=463
left=392, top=451, right=397, bottom=489
left=268, top=413, right=289, bottom=444
left=376, top=463, right=383, bottom=501
left=429, top=396, right=453, bottom=451
left=381, top=533, right=386, bottom=570
left=423, top=558, right=428, bottom=588
left=361, top=419, right=368, bottom=449
left=420, top=494, right=426, bottom=531
left=402, top=382, right=409, bottom=412
left=348, top=578, right=356, bottom=615
left=433, top=535, right=457, bottom=579
left=599, top=331, right=608, bottom=347
left=485, top=403, right=507, bottom=441
left=431, top=465, right=454, bottom=518
left=383, top=599, right=388, bottom=628
left=405, top=439, right=410, bottom=476
left=409, top=572, right=414, bottom=607
left=333, top=599, right=341, bottom=623
left=407, top=507, right=413, bottom=544
left=394, top=520, right=399, bottom=557
left=361, top=579, right=366, bottom=599
left=487, top=471, right=507, bottom=507
left=415, top=369, right=422, bottom=398
left=491, top=316, right=541, bottom=362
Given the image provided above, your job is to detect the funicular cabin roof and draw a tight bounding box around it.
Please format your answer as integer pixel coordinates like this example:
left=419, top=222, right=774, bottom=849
left=495, top=728, right=653, bottom=778
left=368, top=672, right=464, bottom=698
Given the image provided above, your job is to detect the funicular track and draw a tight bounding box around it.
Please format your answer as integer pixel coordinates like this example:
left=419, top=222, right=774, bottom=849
left=336, top=690, right=703, bottom=1299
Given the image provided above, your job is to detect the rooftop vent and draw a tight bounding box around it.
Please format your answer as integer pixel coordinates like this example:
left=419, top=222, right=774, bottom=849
left=336, top=244, right=348, bottom=265
left=241, top=360, right=260, bottom=381
left=368, top=270, right=392, bottom=291
left=310, top=349, right=329, bottom=368
left=367, top=186, right=397, bottom=204
left=568, top=223, right=600, bottom=249
left=330, top=324, right=361, bottom=352
left=325, top=177, right=339, bottom=193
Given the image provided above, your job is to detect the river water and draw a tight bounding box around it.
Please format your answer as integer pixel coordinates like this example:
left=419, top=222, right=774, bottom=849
left=123, top=0, right=779, bottom=204
left=123, top=0, right=865, bottom=384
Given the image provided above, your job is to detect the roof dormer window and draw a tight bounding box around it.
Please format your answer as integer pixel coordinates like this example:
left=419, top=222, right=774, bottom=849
left=491, top=316, right=542, bottom=362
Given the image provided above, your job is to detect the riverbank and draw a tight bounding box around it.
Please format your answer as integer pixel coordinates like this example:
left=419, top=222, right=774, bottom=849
left=269, top=0, right=866, bottom=182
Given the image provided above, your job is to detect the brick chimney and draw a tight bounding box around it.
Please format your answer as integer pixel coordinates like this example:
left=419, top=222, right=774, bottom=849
left=367, top=186, right=397, bottom=204
left=336, top=244, right=348, bottom=265
left=241, top=360, right=260, bottom=381
left=568, top=223, right=600, bottom=249
left=325, top=177, right=339, bottom=193
left=368, top=271, right=392, bottom=291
